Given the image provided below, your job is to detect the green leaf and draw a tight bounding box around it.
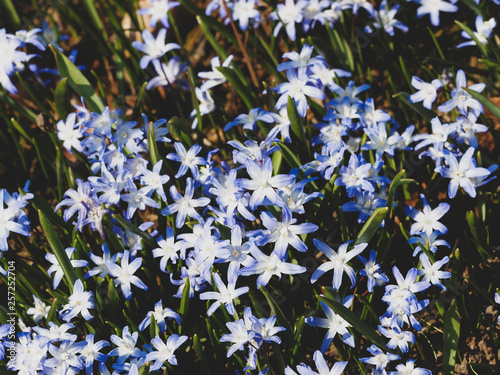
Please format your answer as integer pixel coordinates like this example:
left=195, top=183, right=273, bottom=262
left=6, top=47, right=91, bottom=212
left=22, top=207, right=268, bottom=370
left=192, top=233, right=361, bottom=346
left=29, top=193, right=69, bottom=234
left=112, top=214, right=156, bottom=248
left=355, top=207, right=389, bottom=245
left=147, top=121, right=160, bottom=166
left=217, top=66, right=257, bottom=110
left=178, top=277, right=190, bottom=334
left=394, top=92, right=436, bottom=121
left=81, top=0, right=108, bottom=41
left=287, top=96, right=306, bottom=143
left=10, top=117, right=34, bottom=143
left=0, top=0, right=21, bottom=29
left=38, top=210, right=78, bottom=291
left=193, top=334, right=210, bottom=375
left=443, top=300, right=460, bottom=375
left=54, top=78, right=74, bottom=119
left=385, top=170, right=413, bottom=214
left=259, top=286, right=293, bottom=345
left=47, top=298, right=59, bottom=323
left=167, top=116, right=193, bottom=147
left=0, top=89, right=37, bottom=122
left=466, top=211, right=492, bottom=261
left=319, top=296, right=390, bottom=351
left=274, top=142, right=303, bottom=170
left=456, top=20, right=488, bottom=57
left=272, top=146, right=283, bottom=175
left=463, top=87, right=500, bottom=120
left=50, top=45, right=104, bottom=113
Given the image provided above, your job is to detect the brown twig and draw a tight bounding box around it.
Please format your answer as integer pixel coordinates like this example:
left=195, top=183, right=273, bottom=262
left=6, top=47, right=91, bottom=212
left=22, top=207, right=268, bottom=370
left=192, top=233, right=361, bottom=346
left=221, top=0, right=260, bottom=89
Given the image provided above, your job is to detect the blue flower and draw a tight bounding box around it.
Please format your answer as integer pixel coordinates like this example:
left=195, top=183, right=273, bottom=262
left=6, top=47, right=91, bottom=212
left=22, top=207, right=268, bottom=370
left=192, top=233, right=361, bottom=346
left=457, top=16, right=496, bottom=49
left=108, top=326, right=146, bottom=364
left=199, top=55, right=233, bottom=91
left=416, top=0, right=458, bottom=27
left=335, top=153, right=375, bottom=197
left=146, top=335, right=188, bottom=369
left=435, top=147, right=491, bottom=198
left=408, top=76, right=443, bottom=109
left=138, top=299, right=181, bottom=332
left=106, top=250, right=148, bottom=300
left=359, top=344, right=400, bottom=373
left=0, top=188, right=32, bottom=251
left=121, top=179, right=160, bottom=220
left=270, top=0, right=308, bottom=41
left=311, top=240, right=367, bottom=290
left=239, top=247, right=306, bottom=288
left=0, top=28, right=29, bottom=94
left=81, top=334, right=109, bottom=375
left=200, top=272, right=249, bottom=315
left=161, top=177, right=211, bottom=228
left=254, top=208, right=318, bottom=260
left=224, top=107, right=275, bottom=132
left=147, top=57, right=189, bottom=91
left=437, top=69, right=485, bottom=115
left=305, top=298, right=355, bottom=352
left=238, top=157, right=295, bottom=209
left=359, top=249, right=389, bottom=292
left=46, top=247, right=88, bottom=289
left=274, top=68, right=325, bottom=117
left=132, top=28, right=180, bottom=69
left=277, top=44, right=327, bottom=74
left=138, top=0, right=180, bottom=28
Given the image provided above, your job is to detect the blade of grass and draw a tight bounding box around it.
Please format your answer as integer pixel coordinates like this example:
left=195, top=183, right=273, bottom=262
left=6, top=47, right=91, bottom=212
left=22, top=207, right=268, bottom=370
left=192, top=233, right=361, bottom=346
left=443, top=300, right=460, bottom=375
left=354, top=207, right=389, bottom=245
left=50, top=45, right=104, bottom=113
left=38, top=209, right=78, bottom=292
left=318, top=296, right=390, bottom=351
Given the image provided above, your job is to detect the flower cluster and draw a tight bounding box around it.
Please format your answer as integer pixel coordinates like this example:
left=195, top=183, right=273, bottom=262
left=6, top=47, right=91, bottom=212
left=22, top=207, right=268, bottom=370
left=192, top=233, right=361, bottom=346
left=1, top=0, right=500, bottom=374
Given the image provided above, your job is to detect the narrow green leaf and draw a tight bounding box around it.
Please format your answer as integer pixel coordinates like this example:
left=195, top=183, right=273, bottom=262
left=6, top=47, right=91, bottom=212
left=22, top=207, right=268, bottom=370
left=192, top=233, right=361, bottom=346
left=427, top=28, right=445, bottom=60
left=355, top=207, right=389, bottom=245
left=123, top=309, right=148, bottom=343
left=54, top=78, right=74, bottom=119
left=85, top=322, right=96, bottom=334
left=456, top=21, right=488, bottom=57
left=272, top=146, right=283, bottom=175
left=443, top=300, right=460, bottom=375
left=385, top=170, right=409, bottom=214
left=178, top=277, right=190, bottom=333
left=50, top=45, right=104, bottom=113
left=463, top=87, right=500, bottom=120
left=38, top=210, right=78, bottom=291
left=81, top=0, right=107, bottom=41
left=10, top=117, right=34, bottom=143
left=167, top=116, right=194, bottom=146
left=0, top=305, right=8, bottom=324
left=0, top=89, right=37, bottom=122
left=274, top=142, right=302, bottom=170
left=47, top=298, right=58, bottom=323
left=291, top=315, right=306, bottom=359
left=319, top=296, right=390, bottom=351
left=112, top=214, right=156, bottom=248
left=287, top=96, right=306, bottom=143
left=29, top=193, right=69, bottom=234
left=394, top=92, right=436, bottom=121
left=466, top=211, right=492, bottom=260
left=0, top=0, right=21, bottom=29
left=217, top=66, right=257, bottom=110
left=193, top=334, right=210, bottom=375
left=398, top=57, right=412, bottom=88
left=148, top=121, right=160, bottom=166
left=356, top=293, right=379, bottom=322
left=259, top=286, right=293, bottom=345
